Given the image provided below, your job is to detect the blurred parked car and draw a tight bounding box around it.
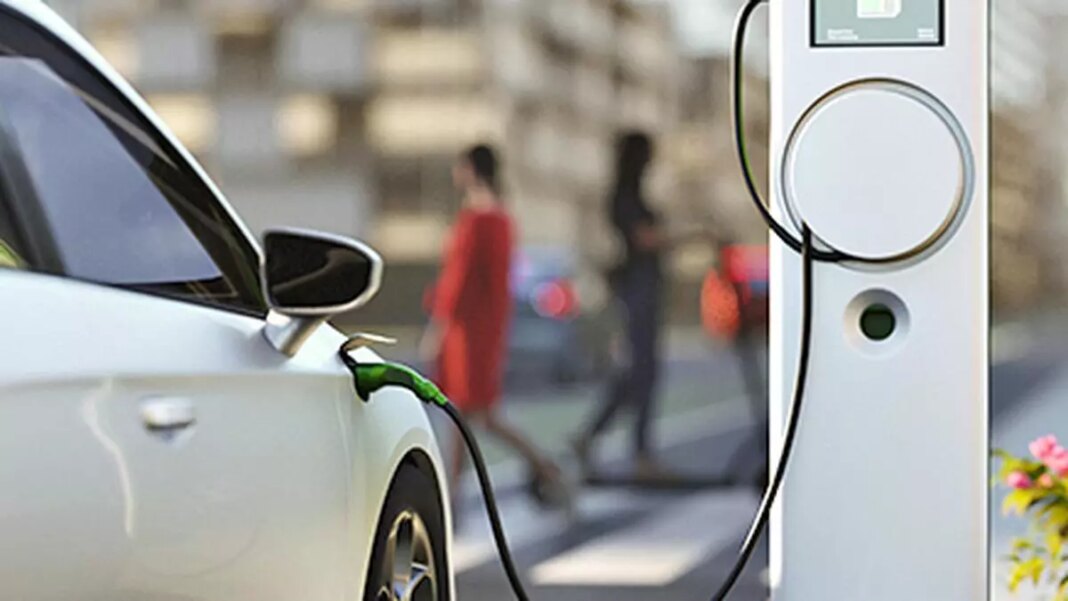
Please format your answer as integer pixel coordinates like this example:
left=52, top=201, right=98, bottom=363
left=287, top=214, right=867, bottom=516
left=702, top=244, right=770, bottom=341
left=0, top=3, right=450, bottom=600
left=722, top=244, right=769, bottom=324
left=509, top=246, right=615, bottom=385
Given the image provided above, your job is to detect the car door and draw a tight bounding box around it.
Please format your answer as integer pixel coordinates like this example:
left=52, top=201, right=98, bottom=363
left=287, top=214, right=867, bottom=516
left=0, top=11, right=358, bottom=601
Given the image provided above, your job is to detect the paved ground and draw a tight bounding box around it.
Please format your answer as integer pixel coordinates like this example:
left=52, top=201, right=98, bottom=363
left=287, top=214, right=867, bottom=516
left=449, top=346, right=769, bottom=601
left=432, top=317, right=1068, bottom=601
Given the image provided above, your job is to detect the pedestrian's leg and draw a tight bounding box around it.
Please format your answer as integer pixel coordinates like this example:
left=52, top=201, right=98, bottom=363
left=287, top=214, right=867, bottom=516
left=734, top=305, right=767, bottom=420
left=728, top=311, right=770, bottom=487
left=582, top=370, right=632, bottom=440
left=480, top=407, right=573, bottom=508
left=631, top=309, right=661, bottom=461
left=574, top=297, right=634, bottom=449
left=480, top=407, right=558, bottom=477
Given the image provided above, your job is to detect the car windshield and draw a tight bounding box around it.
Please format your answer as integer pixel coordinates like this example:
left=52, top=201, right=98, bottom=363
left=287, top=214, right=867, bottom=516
left=0, top=49, right=263, bottom=313
left=0, top=57, right=222, bottom=285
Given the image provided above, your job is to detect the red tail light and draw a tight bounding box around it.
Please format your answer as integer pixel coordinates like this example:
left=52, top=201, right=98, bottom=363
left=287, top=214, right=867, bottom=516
left=532, top=279, right=577, bottom=320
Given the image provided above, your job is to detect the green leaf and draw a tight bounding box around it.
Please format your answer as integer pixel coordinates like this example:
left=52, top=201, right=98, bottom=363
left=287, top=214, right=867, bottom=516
left=1009, top=563, right=1025, bottom=592
left=1045, top=505, right=1068, bottom=530
left=1027, top=557, right=1046, bottom=585
left=1051, top=533, right=1065, bottom=570
left=1005, top=489, right=1043, bottom=516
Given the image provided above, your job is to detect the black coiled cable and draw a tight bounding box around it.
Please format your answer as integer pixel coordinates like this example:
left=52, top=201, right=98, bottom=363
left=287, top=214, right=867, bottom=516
left=441, top=2, right=859, bottom=600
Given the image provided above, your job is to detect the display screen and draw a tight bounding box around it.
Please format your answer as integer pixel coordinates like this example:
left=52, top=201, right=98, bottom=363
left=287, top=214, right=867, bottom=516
left=813, top=0, right=943, bottom=47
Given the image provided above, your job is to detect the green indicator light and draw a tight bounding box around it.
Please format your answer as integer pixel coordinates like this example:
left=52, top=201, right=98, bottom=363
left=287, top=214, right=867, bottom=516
left=860, top=304, right=897, bottom=341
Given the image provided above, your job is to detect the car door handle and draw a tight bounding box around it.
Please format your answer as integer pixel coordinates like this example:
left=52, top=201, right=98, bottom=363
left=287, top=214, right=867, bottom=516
left=140, top=397, right=197, bottom=433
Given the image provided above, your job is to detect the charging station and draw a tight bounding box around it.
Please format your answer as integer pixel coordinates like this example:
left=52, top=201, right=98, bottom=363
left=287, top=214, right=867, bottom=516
left=769, top=0, right=988, bottom=598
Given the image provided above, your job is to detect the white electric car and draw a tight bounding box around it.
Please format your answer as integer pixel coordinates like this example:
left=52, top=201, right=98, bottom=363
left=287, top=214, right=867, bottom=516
left=0, top=2, right=451, bottom=600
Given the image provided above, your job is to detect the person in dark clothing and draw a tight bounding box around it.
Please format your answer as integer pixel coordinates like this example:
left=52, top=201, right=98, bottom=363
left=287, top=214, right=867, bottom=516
left=573, top=131, right=672, bottom=478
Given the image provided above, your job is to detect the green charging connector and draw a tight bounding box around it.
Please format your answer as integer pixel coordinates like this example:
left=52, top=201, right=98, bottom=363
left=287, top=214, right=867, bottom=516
left=337, top=343, right=530, bottom=601
left=338, top=350, right=450, bottom=407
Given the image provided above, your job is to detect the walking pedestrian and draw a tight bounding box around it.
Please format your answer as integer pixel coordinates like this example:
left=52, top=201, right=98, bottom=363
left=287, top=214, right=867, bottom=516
left=422, top=144, right=568, bottom=511
left=572, top=131, right=674, bottom=479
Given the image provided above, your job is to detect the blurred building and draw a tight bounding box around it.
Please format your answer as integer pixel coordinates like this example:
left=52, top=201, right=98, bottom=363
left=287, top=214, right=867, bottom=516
left=658, top=0, right=769, bottom=324
left=990, top=0, right=1068, bottom=315
left=49, top=0, right=680, bottom=324
left=668, top=0, right=769, bottom=246
left=45, top=0, right=1068, bottom=322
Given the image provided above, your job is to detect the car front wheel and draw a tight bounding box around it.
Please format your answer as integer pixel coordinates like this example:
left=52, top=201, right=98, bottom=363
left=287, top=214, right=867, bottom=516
left=365, top=464, right=449, bottom=601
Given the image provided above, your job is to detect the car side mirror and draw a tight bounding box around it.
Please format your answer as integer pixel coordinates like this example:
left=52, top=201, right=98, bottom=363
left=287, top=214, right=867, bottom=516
left=261, top=228, right=384, bottom=356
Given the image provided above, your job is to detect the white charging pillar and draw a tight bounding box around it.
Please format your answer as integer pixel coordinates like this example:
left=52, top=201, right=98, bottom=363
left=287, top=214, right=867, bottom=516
left=769, top=1, right=988, bottom=599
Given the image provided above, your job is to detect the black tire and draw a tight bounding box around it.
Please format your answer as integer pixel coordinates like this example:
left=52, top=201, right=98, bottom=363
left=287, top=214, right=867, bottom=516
left=364, top=463, right=450, bottom=601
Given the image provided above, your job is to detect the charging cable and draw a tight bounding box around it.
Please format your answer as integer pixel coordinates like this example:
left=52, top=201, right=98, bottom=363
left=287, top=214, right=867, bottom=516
left=337, top=225, right=811, bottom=601
left=338, top=353, right=531, bottom=601
left=336, top=2, right=850, bottom=600
left=337, top=226, right=812, bottom=601
left=732, top=0, right=843, bottom=262
left=708, top=227, right=813, bottom=600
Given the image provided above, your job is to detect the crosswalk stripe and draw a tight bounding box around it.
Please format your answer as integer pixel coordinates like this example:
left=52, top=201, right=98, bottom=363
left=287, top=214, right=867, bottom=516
left=529, top=490, right=756, bottom=587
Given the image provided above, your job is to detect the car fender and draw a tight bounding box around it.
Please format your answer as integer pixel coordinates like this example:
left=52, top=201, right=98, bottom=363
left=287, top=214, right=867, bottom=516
left=353, top=382, right=454, bottom=599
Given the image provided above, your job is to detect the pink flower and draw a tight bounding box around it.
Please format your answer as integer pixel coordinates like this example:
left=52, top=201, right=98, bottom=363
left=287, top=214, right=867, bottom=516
left=1038, top=474, right=1055, bottom=488
left=1030, top=435, right=1060, bottom=462
left=1007, top=471, right=1033, bottom=490
left=1047, top=449, right=1068, bottom=477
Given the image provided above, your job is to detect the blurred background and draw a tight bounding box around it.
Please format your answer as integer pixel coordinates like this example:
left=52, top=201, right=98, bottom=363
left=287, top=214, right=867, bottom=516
left=43, top=0, right=1068, bottom=599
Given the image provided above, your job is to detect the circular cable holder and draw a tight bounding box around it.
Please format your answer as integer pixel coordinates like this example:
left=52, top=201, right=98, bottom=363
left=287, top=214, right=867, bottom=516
left=781, top=79, right=975, bottom=264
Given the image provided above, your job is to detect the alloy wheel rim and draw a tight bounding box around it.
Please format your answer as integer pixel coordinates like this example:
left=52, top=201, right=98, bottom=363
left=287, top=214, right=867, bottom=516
left=376, top=509, right=437, bottom=601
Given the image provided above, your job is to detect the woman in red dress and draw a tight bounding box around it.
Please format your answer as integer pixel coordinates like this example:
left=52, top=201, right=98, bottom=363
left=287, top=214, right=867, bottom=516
left=422, top=144, right=565, bottom=508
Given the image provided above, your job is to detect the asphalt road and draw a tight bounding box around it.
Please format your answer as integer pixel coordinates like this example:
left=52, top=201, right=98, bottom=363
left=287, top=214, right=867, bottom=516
left=448, top=328, right=1068, bottom=601
left=454, top=420, right=767, bottom=601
